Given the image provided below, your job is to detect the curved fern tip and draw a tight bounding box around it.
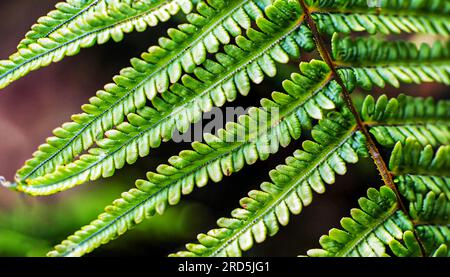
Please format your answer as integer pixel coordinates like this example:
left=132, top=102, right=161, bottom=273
left=0, top=176, right=17, bottom=190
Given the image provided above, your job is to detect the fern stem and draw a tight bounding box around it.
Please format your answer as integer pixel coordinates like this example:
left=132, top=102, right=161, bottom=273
left=299, top=0, right=395, bottom=191
left=299, top=0, right=427, bottom=256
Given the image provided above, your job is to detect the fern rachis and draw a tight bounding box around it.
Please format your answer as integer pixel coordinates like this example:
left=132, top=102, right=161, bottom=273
left=0, top=0, right=449, bottom=257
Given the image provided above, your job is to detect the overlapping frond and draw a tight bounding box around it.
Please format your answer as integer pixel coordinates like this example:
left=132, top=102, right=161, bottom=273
left=334, top=37, right=450, bottom=89
left=416, top=225, right=450, bottom=257
left=390, top=140, right=449, bottom=224
left=46, top=60, right=339, bottom=256
left=17, top=0, right=315, bottom=195
left=306, top=140, right=450, bottom=257
left=389, top=138, right=450, bottom=176
left=361, top=94, right=450, bottom=147
left=0, top=0, right=194, bottom=89
left=306, top=186, right=422, bottom=257
left=170, top=111, right=368, bottom=257
left=398, top=174, right=449, bottom=225
left=308, top=0, right=450, bottom=35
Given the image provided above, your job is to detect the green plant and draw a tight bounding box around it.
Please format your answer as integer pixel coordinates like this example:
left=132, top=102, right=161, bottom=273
left=0, top=0, right=448, bottom=257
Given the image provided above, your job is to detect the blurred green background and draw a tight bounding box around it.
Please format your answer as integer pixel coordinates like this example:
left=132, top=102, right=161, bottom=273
left=0, top=1, right=448, bottom=257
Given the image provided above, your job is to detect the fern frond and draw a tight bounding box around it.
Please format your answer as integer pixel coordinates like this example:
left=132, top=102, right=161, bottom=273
left=306, top=186, right=422, bottom=257
left=389, top=140, right=449, bottom=225
left=308, top=0, right=450, bottom=35
left=307, top=142, right=449, bottom=257
left=389, top=138, right=450, bottom=176
left=0, top=0, right=194, bottom=90
left=371, top=125, right=449, bottom=148
left=333, top=37, right=450, bottom=67
left=416, top=225, right=450, bottom=257
left=334, top=37, right=450, bottom=89
left=398, top=175, right=449, bottom=224
left=361, top=95, right=450, bottom=147
left=3, top=0, right=449, bottom=258
left=17, top=0, right=315, bottom=195
left=14, top=0, right=270, bottom=186
left=170, top=112, right=368, bottom=257
left=46, top=60, right=338, bottom=256
left=18, top=0, right=100, bottom=48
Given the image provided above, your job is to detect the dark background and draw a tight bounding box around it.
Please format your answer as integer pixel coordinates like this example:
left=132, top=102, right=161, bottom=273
left=0, top=1, right=447, bottom=257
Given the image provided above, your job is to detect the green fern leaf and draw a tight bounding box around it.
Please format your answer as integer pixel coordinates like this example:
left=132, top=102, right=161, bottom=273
left=399, top=174, right=450, bottom=224
left=307, top=137, right=450, bottom=257
left=389, top=138, right=450, bottom=176
left=0, top=0, right=194, bottom=90
left=18, top=0, right=100, bottom=48
left=390, top=139, right=449, bottom=224
left=335, top=37, right=450, bottom=89
left=361, top=94, right=450, bottom=147
left=306, top=186, right=422, bottom=257
left=417, top=225, right=450, bottom=257
left=309, top=0, right=450, bottom=35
